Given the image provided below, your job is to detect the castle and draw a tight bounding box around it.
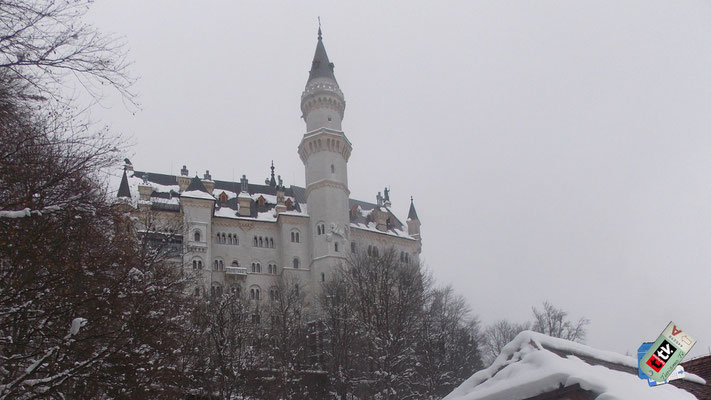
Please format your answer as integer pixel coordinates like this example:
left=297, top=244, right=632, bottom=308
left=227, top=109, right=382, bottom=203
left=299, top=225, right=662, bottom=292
left=116, top=28, right=422, bottom=301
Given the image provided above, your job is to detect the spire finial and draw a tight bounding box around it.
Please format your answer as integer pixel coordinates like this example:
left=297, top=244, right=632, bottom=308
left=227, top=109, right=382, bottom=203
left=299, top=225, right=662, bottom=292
left=318, top=17, right=322, bottom=40
left=269, top=160, right=277, bottom=187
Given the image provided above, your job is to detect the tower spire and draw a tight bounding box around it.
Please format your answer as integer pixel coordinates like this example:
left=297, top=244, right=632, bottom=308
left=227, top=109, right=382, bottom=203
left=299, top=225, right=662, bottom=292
left=318, top=17, right=322, bottom=40
left=269, top=160, right=276, bottom=187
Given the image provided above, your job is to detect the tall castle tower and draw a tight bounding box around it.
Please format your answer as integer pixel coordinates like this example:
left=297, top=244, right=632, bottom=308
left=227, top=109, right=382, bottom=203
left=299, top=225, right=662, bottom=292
left=297, top=28, right=352, bottom=284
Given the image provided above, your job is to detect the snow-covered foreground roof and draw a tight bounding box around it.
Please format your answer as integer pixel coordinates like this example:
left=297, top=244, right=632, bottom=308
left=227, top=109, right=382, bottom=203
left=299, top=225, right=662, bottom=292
left=444, top=331, right=704, bottom=400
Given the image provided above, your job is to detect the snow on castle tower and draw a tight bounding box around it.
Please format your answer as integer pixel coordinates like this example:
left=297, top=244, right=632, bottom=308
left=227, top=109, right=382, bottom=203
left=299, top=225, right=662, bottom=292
left=298, top=27, right=352, bottom=284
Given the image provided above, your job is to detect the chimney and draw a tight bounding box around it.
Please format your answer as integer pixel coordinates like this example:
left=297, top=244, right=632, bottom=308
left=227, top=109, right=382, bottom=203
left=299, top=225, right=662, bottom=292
left=202, top=170, right=214, bottom=194
left=238, top=174, right=251, bottom=216
left=177, top=164, right=191, bottom=192
left=138, top=176, right=153, bottom=201
left=275, top=175, right=287, bottom=214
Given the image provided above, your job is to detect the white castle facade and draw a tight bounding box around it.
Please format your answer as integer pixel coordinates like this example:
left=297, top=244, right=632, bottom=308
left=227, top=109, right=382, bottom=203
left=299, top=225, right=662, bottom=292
left=116, top=29, right=422, bottom=302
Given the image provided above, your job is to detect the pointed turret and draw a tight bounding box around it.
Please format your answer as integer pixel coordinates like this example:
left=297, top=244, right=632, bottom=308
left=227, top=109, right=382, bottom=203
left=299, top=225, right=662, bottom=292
left=407, top=197, right=419, bottom=221
left=407, top=197, right=421, bottom=240
left=300, top=26, right=346, bottom=132
left=117, top=168, right=131, bottom=199
left=307, top=27, right=337, bottom=83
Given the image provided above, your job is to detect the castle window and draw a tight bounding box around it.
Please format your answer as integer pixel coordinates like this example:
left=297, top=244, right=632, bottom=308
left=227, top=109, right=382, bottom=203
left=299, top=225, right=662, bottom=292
left=259, top=237, right=263, bottom=247
left=219, top=191, right=228, bottom=203
left=250, top=287, right=261, bottom=301
left=291, top=230, right=300, bottom=243
left=214, top=260, right=219, bottom=270
left=351, top=242, right=356, bottom=253
left=194, top=230, right=201, bottom=242
left=331, top=164, right=335, bottom=173
left=227, top=233, right=232, bottom=244
left=194, top=287, right=200, bottom=296
left=373, top=247, right=379, bottom=257
left=334, top=242, right=339, bottom=252
left=269, top=288, right=277, bottom=301
left=231, top=285, right=240, bottom=295
left=193, top=260, right=197, bottom=269
left=328, top=116, right=332, bottom=122
left=232, top=260, right=239, bottom=267
left=198, top=260, right=203, bottom=269
left=321, top=272, right=325, bottom=282
left=293, top=258, right=300, bottom=269
left=251, top=262, right=261, bottom=273
left=233, top=235, right=239, bottom=245
left=367, top=245, right=372, bottom=257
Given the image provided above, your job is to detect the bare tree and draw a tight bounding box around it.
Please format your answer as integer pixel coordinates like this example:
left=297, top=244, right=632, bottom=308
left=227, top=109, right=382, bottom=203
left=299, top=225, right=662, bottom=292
left=482, top=320, right=531, bottom=364
left=0, top=0, right=134, bottom=106
left=415, top=286, right=483, bottom=399
left=531, top=301, right=589, bottom=342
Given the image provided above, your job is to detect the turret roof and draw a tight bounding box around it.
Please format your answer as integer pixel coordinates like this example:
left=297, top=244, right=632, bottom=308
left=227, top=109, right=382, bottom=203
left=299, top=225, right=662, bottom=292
left=408, top=197, right=419, bottom=221
left=307, top=27, right=337, bottom=83
left=117, top=169, right=131, bottom=198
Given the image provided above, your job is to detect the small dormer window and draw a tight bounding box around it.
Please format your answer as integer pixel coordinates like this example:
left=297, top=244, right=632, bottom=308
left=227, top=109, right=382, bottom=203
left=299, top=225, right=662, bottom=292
left=257, top=195, right=266, bottom=207
left=285, top=198, right=293, bottom=211
left=219, top=191, right=228, bottom=203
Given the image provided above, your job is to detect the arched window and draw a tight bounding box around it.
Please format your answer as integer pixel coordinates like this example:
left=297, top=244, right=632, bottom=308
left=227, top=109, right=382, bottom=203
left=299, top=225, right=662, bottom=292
left=228, top=234, right=232, bottom=244
left=373, top=247, right=379, bottom=257
left=250, top=287, right=260, bottom=301
left=231, top=285, right=240, bottom=295
left=351, top=242, right=356, bottom=253
left=367, top=245, right=372, bottom=257
left=256, top=263, right=261, bottom=273
left=232, top=260, right=239, bottom=267
left=295, top=232, right=300, bottom=243
left=233, top=235, right=239, bottom=245
left=194, top=230, right=201, bottom=242
left=334, top=242, right=339, bottom=252
left=221, top=233, right=226, bottom=244
left=193, top=260, right=197, bottom=269
left=253, top=236, right=258, bottom=247
left=220, top=260, right=224, bottom=270
left=198, top=260, right=203, bottom=269
left=269, top=238, right=274, bottom=248
left=293, top=258, right=300, bottom=269
left=251, top=262, right=256, bottom=273
left=269, top=288, right=277, bottom=301
left=214, top=260, right=219, bottom=270
left=259, top=237, right=263, bottom=247
left=321, top=272, right=325, bottom=282
left=331, top=164, right=335, bottom=173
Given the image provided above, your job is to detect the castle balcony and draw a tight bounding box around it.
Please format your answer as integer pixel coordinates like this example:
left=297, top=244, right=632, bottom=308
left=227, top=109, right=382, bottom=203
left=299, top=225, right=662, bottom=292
left=226, top=266, right=248, bottom=276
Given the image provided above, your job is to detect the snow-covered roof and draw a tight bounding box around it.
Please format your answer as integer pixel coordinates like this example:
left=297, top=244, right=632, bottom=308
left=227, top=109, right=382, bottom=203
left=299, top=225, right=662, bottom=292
left=113, top=169, right=412, bottom=228
left=444, top=331, right=704, bottom=400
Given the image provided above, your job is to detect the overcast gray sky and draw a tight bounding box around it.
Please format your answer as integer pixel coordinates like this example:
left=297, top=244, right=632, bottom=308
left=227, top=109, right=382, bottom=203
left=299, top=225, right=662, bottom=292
left=87, top=0, right=711, bottom=358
